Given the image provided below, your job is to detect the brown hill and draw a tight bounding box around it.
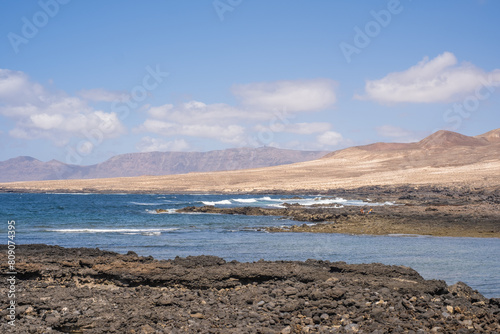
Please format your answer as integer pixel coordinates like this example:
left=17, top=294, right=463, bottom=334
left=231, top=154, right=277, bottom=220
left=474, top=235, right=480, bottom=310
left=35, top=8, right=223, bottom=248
left=0, top=147, right=328, bottom=182
left=0, top=157, right=81, bottom=182
left=1, top=128, right=499, bottom=193
left=417, top=130, right=489, bottom=149
left=475, top=128, right=500, bottom=142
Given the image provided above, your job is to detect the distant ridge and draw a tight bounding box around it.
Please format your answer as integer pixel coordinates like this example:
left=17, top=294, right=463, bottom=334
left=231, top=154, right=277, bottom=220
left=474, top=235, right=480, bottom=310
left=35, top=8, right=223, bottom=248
left=320, top=128, right=500, bottom=169
left=338, top=129, right=491, bottom=154
left=0, top=147, right=328, bottom=183
left=1, top=128, right=499, bottom=193
left=417, top=130, right=489, bottom=149
left=475, top=128, right=500, bottom=142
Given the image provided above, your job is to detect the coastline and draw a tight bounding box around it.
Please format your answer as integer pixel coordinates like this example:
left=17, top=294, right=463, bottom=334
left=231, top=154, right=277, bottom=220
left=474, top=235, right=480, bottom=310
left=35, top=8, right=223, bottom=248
left=2, top=184, right=498, bottom=238
left=1, top=152, right=499, bottom=195
left=1, top=244, right=499, bottom=333
left=173, top=185, right=500, bottom=239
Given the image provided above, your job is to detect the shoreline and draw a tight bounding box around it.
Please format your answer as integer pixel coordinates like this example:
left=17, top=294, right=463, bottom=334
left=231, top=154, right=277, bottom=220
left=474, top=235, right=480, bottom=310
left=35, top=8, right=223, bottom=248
left=178, top=204, right=500, bottom=239
left=1, top=183, right=500, bottom=195
left=3, top=184, right=499, bottom=238
left=1, top=244, right=499, bottom=333
left=173, top=185, right=500, bottom=239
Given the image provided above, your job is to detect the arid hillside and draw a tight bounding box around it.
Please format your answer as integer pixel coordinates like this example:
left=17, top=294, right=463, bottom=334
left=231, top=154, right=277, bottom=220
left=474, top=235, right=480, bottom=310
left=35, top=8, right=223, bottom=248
left=1, top=129, right=499, bottom=193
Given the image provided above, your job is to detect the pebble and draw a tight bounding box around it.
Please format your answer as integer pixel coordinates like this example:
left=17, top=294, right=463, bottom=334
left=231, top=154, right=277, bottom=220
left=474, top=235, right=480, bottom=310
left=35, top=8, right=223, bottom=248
left=2, top=244, right=499, bottom=334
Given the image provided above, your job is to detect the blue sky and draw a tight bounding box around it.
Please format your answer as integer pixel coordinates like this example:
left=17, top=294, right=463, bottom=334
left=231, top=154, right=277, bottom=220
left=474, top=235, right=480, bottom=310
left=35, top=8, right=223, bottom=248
left=1, top=0, right=499, bottom=165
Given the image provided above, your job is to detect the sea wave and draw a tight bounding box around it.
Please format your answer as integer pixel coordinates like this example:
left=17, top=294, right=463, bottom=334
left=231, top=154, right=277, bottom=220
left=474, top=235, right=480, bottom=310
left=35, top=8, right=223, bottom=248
left=233, top=198, right=257, bottom=203
left=123, top=231, right=162, bottom=236
left=202, top=200, right=232, bottom=205
left=259, top=196, right=282, bottom=202
left=51, top=193, right=92, bottom=195
left=387, top=233, right=429, bottom=238
left=130, top=202, right=164, bottom=206
left=287, top=197, right=347, bottom=206
left=50, top=228, right=179, bottom=234
left=146, top=209, right=177, bottom=214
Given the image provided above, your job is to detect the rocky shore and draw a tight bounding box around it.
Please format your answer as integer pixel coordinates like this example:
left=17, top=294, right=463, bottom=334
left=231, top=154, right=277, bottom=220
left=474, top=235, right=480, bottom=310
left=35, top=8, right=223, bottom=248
left=173, top=186, right=500, bottom=238
left=1, top=245, right=499, bottom=333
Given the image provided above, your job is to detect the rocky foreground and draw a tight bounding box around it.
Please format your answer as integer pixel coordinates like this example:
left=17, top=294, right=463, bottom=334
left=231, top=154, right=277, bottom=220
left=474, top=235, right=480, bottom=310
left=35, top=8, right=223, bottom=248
left=174, top=185, right=500, bottom=238
left=1, top=245, right=499, bottom=333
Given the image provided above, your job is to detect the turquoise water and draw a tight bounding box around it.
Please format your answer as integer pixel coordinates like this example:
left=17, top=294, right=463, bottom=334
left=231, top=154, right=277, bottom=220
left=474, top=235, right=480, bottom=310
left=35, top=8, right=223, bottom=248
left=0, top=193, right=498, bottom=298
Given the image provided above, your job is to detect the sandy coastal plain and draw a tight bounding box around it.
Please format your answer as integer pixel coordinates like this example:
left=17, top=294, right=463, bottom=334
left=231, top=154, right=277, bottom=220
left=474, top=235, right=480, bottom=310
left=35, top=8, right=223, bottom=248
left=1, top=130, right=499, bottom=194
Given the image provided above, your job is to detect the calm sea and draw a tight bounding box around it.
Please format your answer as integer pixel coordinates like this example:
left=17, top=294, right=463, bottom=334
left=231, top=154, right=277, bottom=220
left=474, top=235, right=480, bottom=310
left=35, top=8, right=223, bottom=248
left=1, top=193, right=498, bottom=298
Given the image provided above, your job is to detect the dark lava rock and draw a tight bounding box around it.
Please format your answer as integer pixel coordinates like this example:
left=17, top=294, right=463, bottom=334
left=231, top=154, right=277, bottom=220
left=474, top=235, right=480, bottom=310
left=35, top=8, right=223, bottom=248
left=0, top=244, right=499, bottom=333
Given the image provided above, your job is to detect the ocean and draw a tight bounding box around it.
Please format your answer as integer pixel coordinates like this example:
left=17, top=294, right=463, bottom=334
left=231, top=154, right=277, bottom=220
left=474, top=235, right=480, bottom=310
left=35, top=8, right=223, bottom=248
left=1, top=193, right=499, bottom=298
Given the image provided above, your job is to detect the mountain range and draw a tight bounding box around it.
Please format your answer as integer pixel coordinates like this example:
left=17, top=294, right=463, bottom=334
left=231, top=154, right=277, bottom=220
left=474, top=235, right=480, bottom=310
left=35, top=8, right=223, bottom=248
left=1, top=128, right=499, bottom=193
left=0, top=147, right=328, bottom=183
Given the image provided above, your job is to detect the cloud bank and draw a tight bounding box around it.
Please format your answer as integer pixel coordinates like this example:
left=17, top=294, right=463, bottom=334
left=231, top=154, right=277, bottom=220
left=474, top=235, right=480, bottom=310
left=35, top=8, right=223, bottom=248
left=0, top=71, right=346, bottom=154
left=232, top=79, right=338, bottom=112
left=136, top=79, right=340, bottom=149
left=358, top=52, right=500, bottom=103
left=0, top=69, right=125, bottom=145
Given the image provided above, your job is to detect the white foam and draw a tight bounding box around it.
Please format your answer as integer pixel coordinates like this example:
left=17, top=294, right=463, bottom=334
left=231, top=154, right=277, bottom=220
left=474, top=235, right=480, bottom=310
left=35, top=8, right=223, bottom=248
left=51, top=228, right=178, bottom=233
left=141, top=231, right=162, bottom=236
left=202, top=200, right=232, bottom=205
left=130, top=202, right=163, bottom=206
left=233, top=198, right=257, bottom=203
left=147, top=209, right=177, bottom=214
left=292, top=198, right=348, bottom=206
left=116, top=231, right=162, bottom=236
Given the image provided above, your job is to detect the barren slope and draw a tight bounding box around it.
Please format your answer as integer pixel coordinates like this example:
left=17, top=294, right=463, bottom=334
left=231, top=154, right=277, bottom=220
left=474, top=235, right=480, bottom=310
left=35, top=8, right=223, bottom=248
left=1, top=129, right=499, bottom=193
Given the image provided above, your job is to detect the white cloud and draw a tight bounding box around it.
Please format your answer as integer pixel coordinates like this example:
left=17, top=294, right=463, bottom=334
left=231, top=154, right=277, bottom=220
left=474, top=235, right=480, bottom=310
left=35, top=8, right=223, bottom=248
left=232, top=79, right=338, bottom=112
left=0, top=69, right=46, bottom=107
left=138, top=101, right=333, bottom=147
left=146, top=103, right=175, bottom=119
left=375, top=125, right=424, bottom=143
left=146, top=100, right=270, bottom=125
left=254, top=122, right=331, bottom=135
left=136, top=119, right=246, bottom=145
left=136, top=137, right=190, bottom=152
left=78, top=88, right=129, bottom=102
left=316, top=131, right=344, bottom=146
left=358, top=52, right=500, bottom=103
left=137, top=78, right=338, bottom=148
left=0, top=69, right=126, bottom=144
left=136, top=119, right=177, bottom=133
left=30, top=113, right=64, bottom=130
left=376, top=125, right=413, bottom=138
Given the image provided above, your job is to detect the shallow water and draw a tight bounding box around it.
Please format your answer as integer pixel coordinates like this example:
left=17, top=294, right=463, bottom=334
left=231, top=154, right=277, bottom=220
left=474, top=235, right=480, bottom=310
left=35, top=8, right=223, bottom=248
left=1, top=193, right=498, bottom=298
